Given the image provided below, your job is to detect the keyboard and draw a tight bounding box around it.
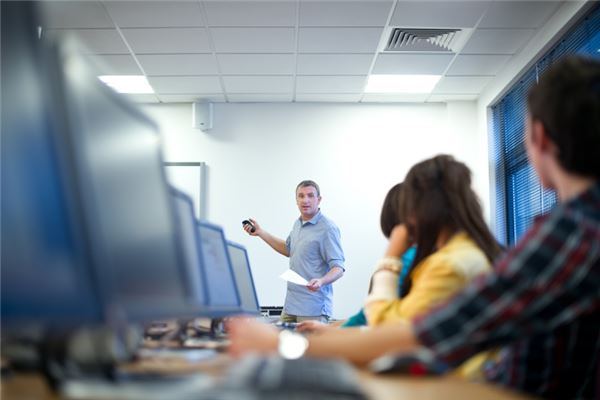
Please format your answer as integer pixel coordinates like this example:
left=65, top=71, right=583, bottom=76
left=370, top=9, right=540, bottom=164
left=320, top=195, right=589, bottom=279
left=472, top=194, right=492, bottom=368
left=218, top=355, right=368, bottom=399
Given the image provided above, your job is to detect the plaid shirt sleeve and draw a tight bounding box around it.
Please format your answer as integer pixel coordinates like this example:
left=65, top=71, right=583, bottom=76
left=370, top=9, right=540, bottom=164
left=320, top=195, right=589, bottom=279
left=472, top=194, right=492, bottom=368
left=413, top=207, right=600, bottom=366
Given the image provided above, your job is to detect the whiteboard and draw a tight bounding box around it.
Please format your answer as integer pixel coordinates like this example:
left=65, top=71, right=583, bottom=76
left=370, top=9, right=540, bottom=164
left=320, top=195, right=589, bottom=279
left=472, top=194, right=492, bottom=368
left=164, top=162, right=206, bottom=219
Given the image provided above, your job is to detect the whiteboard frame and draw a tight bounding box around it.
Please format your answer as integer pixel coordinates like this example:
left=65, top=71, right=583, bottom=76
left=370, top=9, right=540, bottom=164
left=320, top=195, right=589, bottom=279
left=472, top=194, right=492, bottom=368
left=164, top=162, right=207, bottom=220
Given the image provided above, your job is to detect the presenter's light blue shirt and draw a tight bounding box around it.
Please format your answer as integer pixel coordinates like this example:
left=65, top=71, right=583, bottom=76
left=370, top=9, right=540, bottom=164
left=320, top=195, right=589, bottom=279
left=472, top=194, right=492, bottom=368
left=284, top=210, right=345, bottom=317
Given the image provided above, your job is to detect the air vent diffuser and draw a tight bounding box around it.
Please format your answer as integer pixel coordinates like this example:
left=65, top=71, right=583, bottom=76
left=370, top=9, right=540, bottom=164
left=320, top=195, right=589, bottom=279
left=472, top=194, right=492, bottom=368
left=386, top=28, right=460, bottom=52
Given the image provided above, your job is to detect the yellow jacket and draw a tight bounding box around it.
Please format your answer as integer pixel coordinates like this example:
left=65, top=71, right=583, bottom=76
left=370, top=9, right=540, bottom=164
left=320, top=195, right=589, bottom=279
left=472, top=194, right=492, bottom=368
left=365, top=231, right=496, bottom=380
left=365, top=231, right=492, bottom=325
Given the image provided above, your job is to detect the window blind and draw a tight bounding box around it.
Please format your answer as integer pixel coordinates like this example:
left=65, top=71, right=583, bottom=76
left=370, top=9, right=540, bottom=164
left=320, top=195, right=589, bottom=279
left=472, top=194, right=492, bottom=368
left=491, top=4, right=599, bottom=245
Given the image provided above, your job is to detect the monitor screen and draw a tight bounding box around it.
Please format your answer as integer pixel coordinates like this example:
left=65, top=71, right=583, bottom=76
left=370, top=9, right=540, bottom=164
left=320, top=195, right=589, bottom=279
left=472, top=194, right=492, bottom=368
left=45, top=37, right=195, bottom=322
left=1, top=3, right=102, bottom=327
left=196, top=222, right=240, bottom=315
left=226, top=241, right=260, bottom=315
left=170, top=189, right=208, bottom=309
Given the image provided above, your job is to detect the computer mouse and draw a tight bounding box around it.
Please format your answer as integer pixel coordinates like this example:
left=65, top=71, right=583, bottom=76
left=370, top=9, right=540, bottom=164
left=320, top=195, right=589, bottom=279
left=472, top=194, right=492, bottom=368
left=369, top=349, right=449, bottom=376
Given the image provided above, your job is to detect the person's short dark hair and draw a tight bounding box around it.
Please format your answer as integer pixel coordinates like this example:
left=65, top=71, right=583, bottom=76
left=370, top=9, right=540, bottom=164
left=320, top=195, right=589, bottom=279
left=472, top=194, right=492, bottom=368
left=296, top=180, right=320, bottom=197
left=380, top=183, right=404, bottom=239
left=527, top=56, right=600, bottom=178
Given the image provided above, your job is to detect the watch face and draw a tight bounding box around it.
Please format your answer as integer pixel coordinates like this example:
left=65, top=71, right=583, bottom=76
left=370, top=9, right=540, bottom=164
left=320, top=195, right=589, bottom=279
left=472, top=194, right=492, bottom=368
left=279, top=330, right=308, bottom=359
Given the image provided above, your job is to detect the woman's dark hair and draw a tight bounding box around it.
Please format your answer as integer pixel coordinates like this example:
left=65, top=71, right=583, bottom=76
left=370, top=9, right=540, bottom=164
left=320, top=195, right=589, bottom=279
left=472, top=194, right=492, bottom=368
left=399, top=155, right=502, bottom=296
left=380, top=182, right=404, bottom=239
left=527, top=56, right=600, bottom=179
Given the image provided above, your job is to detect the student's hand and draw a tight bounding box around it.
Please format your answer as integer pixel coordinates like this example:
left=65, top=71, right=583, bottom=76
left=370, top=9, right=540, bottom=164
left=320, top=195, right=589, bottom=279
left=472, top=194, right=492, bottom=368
left=307, top=278, right=324, bottom=292
left=227, top=318, right=279, bottom=357
left=296, top=320, right=331, bottom=333
left=243, top=218, right=261, bottom=237
left=385, top=224, right=412, bottom=257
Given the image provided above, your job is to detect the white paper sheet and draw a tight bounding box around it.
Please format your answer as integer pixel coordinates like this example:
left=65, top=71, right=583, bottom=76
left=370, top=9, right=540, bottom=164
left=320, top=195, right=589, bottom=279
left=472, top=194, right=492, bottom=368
left=279, top=269, right=308, bottom=286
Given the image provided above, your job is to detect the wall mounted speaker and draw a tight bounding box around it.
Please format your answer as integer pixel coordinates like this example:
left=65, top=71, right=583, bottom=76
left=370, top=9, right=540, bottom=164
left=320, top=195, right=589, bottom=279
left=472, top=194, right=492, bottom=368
left=192, top=101, right=213, bottom=131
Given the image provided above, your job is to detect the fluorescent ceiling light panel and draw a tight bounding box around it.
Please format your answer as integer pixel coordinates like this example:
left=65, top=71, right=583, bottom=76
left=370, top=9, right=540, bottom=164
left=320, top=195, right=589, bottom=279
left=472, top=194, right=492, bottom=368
left=98, top=75, right=154, bottom=94
left=365, top=74, right=441, bottom=93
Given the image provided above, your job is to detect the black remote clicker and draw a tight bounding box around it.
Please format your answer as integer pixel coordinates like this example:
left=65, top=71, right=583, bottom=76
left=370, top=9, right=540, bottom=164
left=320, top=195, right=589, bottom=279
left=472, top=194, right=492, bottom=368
left=242, top=220, right=256, bottom=233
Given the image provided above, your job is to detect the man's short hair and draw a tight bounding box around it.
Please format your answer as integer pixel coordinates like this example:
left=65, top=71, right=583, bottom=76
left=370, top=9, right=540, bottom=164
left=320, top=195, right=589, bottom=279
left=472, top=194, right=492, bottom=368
left=527, top=56, right=600, bottom=178
left=296, top=180, right=320, bottom=197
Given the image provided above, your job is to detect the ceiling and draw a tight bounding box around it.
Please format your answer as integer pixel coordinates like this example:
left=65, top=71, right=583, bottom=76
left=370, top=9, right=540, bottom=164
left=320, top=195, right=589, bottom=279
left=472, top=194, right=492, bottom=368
left=40, top=0, right=564, bottom=104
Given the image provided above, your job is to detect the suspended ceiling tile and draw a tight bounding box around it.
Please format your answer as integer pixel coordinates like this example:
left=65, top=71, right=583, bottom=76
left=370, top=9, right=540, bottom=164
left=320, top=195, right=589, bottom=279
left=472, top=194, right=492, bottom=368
left=461, top=29, right=535, bottom=54
left=122, top=28, right=211, bottom=54
left=88, top=54, right=142, bottom=75
left=297, top=54, right=374, bottom=75
left=105, top=1, right=204, bottom=28
left=299, top=1, right=392, bottom=27
left=204, top=1, right=296, bottom=26
left=432, top=76, right=493, bottom=94
left=427, top=94, right=479, bottom=102
left=222, top=76, right=294, bottom=93
left=478, top=1, right=561, bottom=29
left=123, top=94, right=160, bottom=103
left=149, top=76, right=223, bottom=94
left=390, top=1, right=490, bottom=29
left=298, top=27, right=383, bottom=53
left=41, top=1, right=113, bottom=29
left=227, top=94, right=294, bottom=102
left=218, top=54, right=295, bottom=75
left=446, top=54, right=511, bottom=76
left=295, top=93, right=363, bottom=102
left=157, top=94, right=226, bottom=103
left=372, top=53, right=454, bottom=75
left=296, top=76, right=367, bottom=93
left=211, top=28, right=296, bottom=53
left=47, top=29, right=130, bottom=54
left=138, top=54, right=218, bottom=76
left=362, top=93, right=429, bottom=102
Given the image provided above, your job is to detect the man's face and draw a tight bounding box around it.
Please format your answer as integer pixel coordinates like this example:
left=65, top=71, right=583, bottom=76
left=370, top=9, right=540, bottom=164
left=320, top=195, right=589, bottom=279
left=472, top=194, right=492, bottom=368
left=525, top=115, right=553, bottom=189
left=296, top=186, right=321, bottom=220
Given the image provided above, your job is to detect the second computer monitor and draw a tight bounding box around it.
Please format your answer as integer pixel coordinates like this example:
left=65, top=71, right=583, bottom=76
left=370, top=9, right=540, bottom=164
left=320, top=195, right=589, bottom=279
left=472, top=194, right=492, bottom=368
left=170, top=189, right=208, bottom=312
left=226, top=241, right=260, bottom=315
left=196, top=221, right=241, bottom=317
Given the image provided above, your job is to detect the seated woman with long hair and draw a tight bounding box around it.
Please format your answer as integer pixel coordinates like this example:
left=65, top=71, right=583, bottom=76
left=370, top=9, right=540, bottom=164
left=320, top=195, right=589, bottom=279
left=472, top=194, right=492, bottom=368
left=366, top=155, right=502, bottom=326
left=364, top=155, right=503, bottom=378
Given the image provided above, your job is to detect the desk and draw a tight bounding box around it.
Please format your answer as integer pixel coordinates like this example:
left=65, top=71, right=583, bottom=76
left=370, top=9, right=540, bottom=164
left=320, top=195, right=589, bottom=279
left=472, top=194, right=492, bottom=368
left=1, top=354, right=533, bottom=400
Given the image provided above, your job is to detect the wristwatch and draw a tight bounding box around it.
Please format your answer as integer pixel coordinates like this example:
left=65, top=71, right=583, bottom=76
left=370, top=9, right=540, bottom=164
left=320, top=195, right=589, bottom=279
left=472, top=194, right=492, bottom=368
left=278, top=330, right=309, bottom=359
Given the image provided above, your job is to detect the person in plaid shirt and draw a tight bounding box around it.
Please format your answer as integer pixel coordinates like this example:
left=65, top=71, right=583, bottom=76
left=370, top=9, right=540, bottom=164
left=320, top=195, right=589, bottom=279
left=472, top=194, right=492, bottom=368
left=228, top=56, right=600, bottom=399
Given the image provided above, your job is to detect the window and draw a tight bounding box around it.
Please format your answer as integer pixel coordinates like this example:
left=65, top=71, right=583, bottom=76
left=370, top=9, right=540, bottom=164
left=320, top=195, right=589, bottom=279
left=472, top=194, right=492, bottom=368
left=491, top=4, right=600, bottom=245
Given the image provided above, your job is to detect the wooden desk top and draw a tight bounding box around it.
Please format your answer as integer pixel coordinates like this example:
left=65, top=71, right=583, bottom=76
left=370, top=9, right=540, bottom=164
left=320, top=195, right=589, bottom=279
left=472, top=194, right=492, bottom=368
left=1, top=353, right=533, bottom=400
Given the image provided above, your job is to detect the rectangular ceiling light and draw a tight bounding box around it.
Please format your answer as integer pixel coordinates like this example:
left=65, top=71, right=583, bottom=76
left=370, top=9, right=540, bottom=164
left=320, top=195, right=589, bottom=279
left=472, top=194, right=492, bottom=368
left=365, top=74, right=441, bottom=94
left=98, top=75, right=154, bottom=94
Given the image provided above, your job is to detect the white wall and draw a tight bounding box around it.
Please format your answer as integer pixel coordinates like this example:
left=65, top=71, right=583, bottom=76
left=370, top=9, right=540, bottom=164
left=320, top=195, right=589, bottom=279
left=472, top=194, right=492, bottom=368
left=144, top=101, right=482, bottom=318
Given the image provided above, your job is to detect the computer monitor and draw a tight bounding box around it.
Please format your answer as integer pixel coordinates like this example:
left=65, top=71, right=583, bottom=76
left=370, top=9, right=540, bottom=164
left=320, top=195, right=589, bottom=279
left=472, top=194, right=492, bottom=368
left=48, top=37, right=198, bottom=322
left=1, top=3, right=102, bottom=328
left=170, top=188, right=208, bottom=311
left=2, top=5, right=196, bottom=327
left=196, top=221, right=241, bottom=316
left=226, top=241, right=261, bottom=315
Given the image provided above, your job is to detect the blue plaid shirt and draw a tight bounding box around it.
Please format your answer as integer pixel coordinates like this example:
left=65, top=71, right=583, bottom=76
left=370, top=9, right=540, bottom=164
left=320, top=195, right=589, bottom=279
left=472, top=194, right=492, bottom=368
left=414, top=181, right=600, bottom=399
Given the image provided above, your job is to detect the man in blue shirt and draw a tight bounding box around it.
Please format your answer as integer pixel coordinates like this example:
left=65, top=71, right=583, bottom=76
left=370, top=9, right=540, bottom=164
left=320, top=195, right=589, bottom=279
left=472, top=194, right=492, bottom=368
left=243, top=180, right=345, bottom=323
